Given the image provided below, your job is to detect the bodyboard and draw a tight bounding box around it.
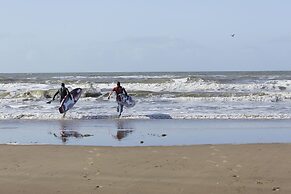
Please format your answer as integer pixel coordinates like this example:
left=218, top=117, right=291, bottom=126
left=118, top=94, right=136, bottom=108
left=59, top=88, right=82, bottom=113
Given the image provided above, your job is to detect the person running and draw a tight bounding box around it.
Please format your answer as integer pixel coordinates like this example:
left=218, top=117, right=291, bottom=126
left=108, top=81, right=128, bottom=117
left=48, top=83, right=71, bottom=103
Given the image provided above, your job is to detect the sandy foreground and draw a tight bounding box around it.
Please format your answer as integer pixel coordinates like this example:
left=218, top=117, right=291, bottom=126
left=0, top=144, right=290, bottom=194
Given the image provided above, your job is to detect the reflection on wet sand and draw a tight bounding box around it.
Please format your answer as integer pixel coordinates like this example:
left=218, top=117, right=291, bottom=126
left=114, top=130, right=133, bottom=141
left=113, top=120, right=134, bottom=141
left=53, top=121, right=93, bottom=143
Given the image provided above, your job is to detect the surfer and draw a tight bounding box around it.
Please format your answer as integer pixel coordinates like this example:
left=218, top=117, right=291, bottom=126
left=108, top=81, right=128, bottom=117
left=47, top=83, right=71, bottom=104
left=53, top=83, right=71, bottom=103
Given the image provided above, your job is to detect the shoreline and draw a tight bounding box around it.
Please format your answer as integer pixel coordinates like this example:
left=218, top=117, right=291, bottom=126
left=0, top=144, right=290, bottom=194
left=1, top=119, right=291, bottom=146
left=1, top=119, right=291, bottom=193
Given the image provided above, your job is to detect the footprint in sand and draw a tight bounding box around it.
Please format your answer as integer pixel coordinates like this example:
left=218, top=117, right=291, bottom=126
left=209, top=146, right=222, bottom=156
left=210, top=146, right=220, bottom=151
left=206, top=160, right=220, bottom=167
left=87, top=158, right=94, bottom=166
left=208, top=146, right=221, bottom=167
left=208, top=146, right=232, bottom=167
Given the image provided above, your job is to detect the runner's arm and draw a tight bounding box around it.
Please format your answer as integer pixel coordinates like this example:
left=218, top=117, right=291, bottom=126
left=52, top=91, right=59, bottom=101
left=108, top=90, right=113, bottom=99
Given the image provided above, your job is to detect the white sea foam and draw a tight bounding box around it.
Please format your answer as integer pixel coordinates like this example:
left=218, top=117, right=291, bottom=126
left=0, top=72, right=291, bottom=120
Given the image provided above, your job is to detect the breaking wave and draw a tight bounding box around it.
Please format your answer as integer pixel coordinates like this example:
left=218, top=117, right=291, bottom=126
left=0, top=71, right=291, bottom=120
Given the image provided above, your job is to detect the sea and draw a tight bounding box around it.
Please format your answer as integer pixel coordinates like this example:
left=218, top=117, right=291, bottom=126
left=0, top=71, right=291, bottom=120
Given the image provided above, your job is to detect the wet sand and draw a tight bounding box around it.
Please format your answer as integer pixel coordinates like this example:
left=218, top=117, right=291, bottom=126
left=0, top=144, right=290, bottom=194
left=1, top=119, right=291, bottom=146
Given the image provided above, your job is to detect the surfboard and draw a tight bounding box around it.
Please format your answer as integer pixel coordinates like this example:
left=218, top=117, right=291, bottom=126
left=59, top=88, right=82, bottom=114
left=118, top=94, right=136, bottom=108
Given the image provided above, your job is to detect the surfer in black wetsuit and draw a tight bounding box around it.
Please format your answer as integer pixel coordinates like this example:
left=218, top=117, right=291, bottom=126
left=108, top=81, right=128, bottom=117
left=52, top=83, right=71, bottom=103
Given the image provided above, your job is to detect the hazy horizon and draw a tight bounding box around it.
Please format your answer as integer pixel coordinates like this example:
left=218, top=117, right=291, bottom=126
left=1, top=69, right=291, bottom=74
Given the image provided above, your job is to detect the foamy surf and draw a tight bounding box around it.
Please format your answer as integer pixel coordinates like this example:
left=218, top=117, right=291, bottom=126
left=0, top=71, right=291, bottom=120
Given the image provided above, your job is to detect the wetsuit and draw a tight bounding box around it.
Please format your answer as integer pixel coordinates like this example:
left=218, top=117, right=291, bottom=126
left=53, top=86, right=70, bottom=103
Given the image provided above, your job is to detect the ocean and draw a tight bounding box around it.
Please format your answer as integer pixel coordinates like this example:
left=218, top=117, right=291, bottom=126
left=0, top=71, right=291, bottom=120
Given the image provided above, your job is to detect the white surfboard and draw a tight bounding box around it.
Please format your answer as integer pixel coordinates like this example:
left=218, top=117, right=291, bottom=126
left=118, top=94, right=136, bottom=108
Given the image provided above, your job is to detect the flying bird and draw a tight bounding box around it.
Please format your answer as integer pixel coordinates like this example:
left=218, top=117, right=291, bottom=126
left=231, top=34, right=235, bottom=37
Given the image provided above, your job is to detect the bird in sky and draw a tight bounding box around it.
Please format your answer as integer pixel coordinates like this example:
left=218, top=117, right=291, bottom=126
left=231, top=34, right=235, bottom=37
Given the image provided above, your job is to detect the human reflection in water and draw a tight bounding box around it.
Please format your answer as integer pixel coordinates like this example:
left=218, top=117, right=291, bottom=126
left=113, top=120, right=134, bottom=141
left=53, top=121, right=93, bottom=143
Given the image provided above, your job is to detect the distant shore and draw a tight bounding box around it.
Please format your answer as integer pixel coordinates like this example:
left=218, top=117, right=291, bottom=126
left=0, top=144, right=290, bottom=194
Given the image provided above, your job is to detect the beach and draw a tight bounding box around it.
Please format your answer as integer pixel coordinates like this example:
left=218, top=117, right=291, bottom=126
left=0, top=144, right=290, bottom=194
left=0, top=71, right=291, bottom=193
left=0, top=119, right=291, bottom=193
left=1, top=119, right=291, bottom=146
left=1, top=0, right=291, bottom=191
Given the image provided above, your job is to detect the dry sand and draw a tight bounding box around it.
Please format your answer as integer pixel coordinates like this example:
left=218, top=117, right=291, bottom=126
left=0, top=144, right=290, bottom=194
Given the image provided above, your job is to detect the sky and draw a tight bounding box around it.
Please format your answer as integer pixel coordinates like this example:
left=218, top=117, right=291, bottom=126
left=0, top=0, right=291, bottom=73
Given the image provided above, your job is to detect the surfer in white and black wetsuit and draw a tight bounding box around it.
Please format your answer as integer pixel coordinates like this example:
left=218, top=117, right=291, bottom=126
left=108, top=81, right=128, bottom=117
left=52, top=83, right=71, bottom=103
